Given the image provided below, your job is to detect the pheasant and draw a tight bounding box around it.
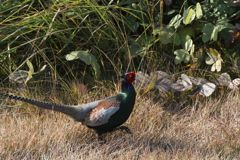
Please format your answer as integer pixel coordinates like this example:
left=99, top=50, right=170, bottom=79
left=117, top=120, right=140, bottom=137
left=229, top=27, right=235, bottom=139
left=0, top=72, right=136, bottom=137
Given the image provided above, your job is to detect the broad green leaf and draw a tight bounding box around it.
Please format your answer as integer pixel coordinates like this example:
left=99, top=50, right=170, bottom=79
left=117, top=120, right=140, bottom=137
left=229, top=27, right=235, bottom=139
left=209, top=48, right=220, bottom=57
left=205, top=56, right=215, bottom=65
left=185, top=39, right=193, bottom=51
left=137, top=35, right=154, bottom=49
left=218, top=28, right=234, bottom=42
left=152, top=28, right=160, bottom=36
left=129, top=45, right=143, bottom=57
left=178, top=27, right=195, bottom=47
left=174, top=17, right=183, bottom=29
left=129, top=35, right=154, bottom=57
left=168, top=14, right=182, bottom=29
left=212, top=21, right=234, bottom=41
left=183, top=8, right=196, bottom=25
left=126, top=17, right=140, bottom=32
left=190, top=44, right=195, bottom=60
left=173, top=33, right=181, bottom=46
left=190, top=44, right=195, bottom=55
left=154, top=27, right=174, bottom=44
left=196, top=3, right=203, bottom=19
left=211, top=23, right=232, bottom=41
left=66, top=50, right=100, bottom=78
left=205, top=48, right=223, bottom=72
left=214, top=50, right=223, bottom=72
left=211, top=26, right=219, bottom=41
left=216, top=19, right=234, bottom=31
left=174, top=49, right=190, bottom=64
left=202, top=23, right=215, bottom=43
left=211, top=59, right=222, bottom=72
left=203, top=20, right=234, bottom=43
left=205, top=49, right=217, bottom=65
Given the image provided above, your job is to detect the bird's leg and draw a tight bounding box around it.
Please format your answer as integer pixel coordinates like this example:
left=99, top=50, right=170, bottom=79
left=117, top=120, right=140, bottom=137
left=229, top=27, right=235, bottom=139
left=95, top=131, right=104, bottom=141
left=116, top=126, right=132, bottom=134
left=95, top=126, right=132, bottom=142
left=95, top=129, right=112, bottom=142
left=97, top=134, right=104, bottom=142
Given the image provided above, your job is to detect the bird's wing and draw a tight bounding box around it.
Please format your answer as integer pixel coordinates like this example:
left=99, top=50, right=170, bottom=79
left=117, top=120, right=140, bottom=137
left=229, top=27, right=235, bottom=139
left=82, top=95, right=123, bottom=127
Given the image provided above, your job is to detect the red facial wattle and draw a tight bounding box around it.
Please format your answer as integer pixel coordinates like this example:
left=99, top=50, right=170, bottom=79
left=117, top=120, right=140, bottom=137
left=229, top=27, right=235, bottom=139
left=126, top=72, right=136, bottom=83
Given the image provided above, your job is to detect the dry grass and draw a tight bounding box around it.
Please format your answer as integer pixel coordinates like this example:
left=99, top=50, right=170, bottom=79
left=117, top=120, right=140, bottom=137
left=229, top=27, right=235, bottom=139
left=0, top=88, right=240, bottom=160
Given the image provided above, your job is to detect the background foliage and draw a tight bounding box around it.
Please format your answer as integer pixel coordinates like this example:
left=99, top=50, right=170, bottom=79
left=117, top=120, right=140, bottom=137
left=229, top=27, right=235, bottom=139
left=0, top=0, right=239, bottom=88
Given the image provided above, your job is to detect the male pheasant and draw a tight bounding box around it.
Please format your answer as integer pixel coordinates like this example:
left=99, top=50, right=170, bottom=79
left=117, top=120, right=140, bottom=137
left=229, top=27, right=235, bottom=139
left=0, top=72, right=136, bottom=137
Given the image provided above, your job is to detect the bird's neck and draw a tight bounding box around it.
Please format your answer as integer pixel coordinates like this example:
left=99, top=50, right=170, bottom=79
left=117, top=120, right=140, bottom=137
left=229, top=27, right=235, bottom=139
left=121, top=79, right=135, bottom=93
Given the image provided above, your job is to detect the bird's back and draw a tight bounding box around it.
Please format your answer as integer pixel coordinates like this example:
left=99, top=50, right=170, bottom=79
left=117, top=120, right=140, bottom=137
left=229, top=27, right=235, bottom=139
left=87, top=90, right=136, bottom=131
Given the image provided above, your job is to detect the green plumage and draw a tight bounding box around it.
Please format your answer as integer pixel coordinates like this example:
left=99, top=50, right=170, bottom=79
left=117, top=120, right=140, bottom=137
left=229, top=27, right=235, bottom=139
left=88, top=91, right=136, bottom=132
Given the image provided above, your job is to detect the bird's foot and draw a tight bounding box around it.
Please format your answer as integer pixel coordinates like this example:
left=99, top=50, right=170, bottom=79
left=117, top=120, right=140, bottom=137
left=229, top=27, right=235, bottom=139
left=95, top=126, right=132, bottom=143
left=97, top=135, right=105, bottom=143
left=116, top=126, right=132, bottom=134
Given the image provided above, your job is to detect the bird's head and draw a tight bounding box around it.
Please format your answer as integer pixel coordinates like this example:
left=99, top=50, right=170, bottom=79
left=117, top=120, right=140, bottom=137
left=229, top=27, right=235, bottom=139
left=122, top=72, right=136, bottom=83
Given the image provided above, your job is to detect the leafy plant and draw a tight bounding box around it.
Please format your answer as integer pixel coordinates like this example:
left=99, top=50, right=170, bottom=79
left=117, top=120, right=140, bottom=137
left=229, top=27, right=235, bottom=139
left=0, top=0, right=239, bottom=84
left=152, top=1, right=239, bottom=73
left=202, top=20, right=234, bottom=43
left=65, top=50, right=100, bottom=78
left=205, top=48, right=223, bottom=72
left=9, top=60, right=47, bottom=84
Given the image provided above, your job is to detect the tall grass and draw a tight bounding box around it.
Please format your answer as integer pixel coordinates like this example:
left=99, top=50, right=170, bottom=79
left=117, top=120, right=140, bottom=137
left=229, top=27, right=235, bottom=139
left=0, top=0, right=154, bottom=81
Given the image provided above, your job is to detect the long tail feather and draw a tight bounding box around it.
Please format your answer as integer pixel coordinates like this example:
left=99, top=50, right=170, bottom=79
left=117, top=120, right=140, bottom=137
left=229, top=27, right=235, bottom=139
left=0, top=93, right=72, bottom=114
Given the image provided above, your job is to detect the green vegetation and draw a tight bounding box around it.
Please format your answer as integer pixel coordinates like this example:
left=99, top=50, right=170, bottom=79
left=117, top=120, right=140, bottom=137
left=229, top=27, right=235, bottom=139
left=0, top=0, right=240, bottom=159
left=0, top=0, right=239, bottom=80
